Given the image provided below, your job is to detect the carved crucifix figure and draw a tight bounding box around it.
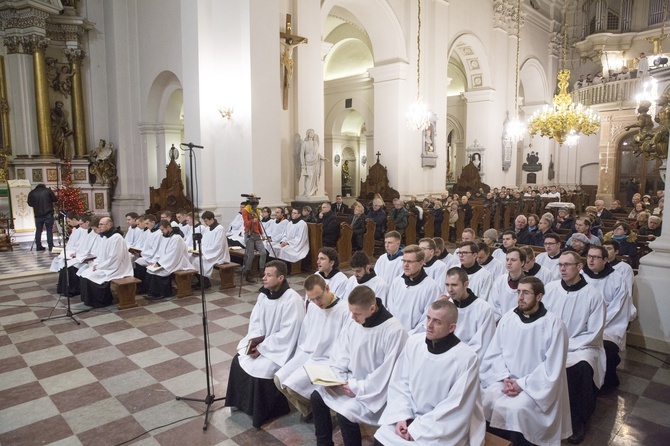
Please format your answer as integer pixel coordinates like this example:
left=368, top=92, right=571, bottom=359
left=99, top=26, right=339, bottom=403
left=279, top=14, right=308, bottom=110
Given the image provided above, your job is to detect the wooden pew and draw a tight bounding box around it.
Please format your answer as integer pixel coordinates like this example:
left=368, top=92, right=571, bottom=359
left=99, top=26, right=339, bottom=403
left=456, top=209, right=465, bottom=240
left=405, top=213, right=417, bottom=245
left=493, top=204, right=502, bottom=231
left=386, top=216, right=396, bottom=232
left=306, top=222, right=323, bottom=271
left=111, top=277, right=141, bottom=310
left=441, top=212, right=451, bottom=242
left=482, top=206, right=492, bottom=232
left=471, top=205, right=484, bottom=236
left=423, top=212, right=435, bottom=238
left=174, top=270, right=197, bottom=298
left=337, top=222, right=353, bottom=268
left=363, top=219, right=376, bottom=258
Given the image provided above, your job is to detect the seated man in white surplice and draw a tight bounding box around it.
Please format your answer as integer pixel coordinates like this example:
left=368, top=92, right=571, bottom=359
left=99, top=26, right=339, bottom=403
left=191, top=210, right=230, bottom=289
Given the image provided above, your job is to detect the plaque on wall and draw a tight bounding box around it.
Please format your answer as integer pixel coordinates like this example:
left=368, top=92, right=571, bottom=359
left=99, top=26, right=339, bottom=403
left=79, top=193, right=89, bottom=211
left=74, top=169, right=87, bottom=181
left=16, top=169, right=25, bottom=180
left=32, top=169, right=43, bottom=183
left=47, top=169, right=58, bottom=181
left=95, top=193, right=104, bottom=210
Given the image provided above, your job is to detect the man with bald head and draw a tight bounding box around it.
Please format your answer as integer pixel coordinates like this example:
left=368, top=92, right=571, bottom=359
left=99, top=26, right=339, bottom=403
left=375, top=299, right=486, bottom=445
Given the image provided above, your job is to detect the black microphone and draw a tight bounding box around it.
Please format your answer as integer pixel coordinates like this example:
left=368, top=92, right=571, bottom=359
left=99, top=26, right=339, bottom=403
left=180, top=142, right=204, bottom=149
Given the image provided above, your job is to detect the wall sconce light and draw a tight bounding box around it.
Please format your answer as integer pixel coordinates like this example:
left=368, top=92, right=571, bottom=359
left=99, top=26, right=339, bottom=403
left=218, top=106, right=234, bottom=121
left=334, top=153, right=341, bottom=166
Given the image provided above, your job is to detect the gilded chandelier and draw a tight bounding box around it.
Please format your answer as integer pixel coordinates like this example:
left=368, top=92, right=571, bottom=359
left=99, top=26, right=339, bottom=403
left=527, top=0, right=600, bottom=146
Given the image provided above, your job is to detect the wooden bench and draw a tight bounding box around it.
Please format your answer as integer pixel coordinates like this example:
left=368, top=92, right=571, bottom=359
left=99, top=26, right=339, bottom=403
left=229, top=248, right=260, bottom=277
left=111, top=276, right=141, bottom=310
left=214, top=263, right=238, bottom=290
left=174, top=269, right=197, bottom=298
left=485, top=432, right=512, bottom=446
left=337, top=222, right=353, bottom=268
left=363, top=219, right=376, bottom=258
left=306, top=223, right=323, bottom=271
left=405, top=213, right=417, bottom=245
left=288, top=260, right=302, bottom=275
left=424, top=211, right=435, bottom=238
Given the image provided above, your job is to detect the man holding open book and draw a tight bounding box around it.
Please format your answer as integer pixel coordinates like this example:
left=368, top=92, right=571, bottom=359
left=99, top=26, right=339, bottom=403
left=310, top=285, right=408, bottom=446
left=274, top=274, right=350, bottom=422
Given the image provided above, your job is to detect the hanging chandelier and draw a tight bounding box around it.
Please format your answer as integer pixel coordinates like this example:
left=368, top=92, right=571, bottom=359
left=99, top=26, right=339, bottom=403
left=406, top=0, right=432, bottom=131
left=527, top=0, right=600, bottom=146
left=505, top=0, right=525, bottom=144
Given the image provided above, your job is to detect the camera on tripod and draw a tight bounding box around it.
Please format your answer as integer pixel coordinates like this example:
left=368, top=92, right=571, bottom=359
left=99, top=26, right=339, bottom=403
left=241, top=193, right=260, bottom=206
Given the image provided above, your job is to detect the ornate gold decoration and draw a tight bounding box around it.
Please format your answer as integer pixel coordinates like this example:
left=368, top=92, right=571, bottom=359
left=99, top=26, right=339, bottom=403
left=0, top=56, right=11, bottom=154
left=527, top=0, right=600, bottom=146
left=280, top=14, right=307, bottom=111
left=46, top=168, right=58, bottom=181
left=627, top=96, right=670, bottom=161
left=73, top=169, right=86, bottom=181
left=79, top=193, right=88, bottom=211
left=17, top=169, right=25, bottom=180
left=29, top=36, right=53, bottom=156
left=32, top=169, right=43, bottom=183
left=95, top=193, right=104, bottom=210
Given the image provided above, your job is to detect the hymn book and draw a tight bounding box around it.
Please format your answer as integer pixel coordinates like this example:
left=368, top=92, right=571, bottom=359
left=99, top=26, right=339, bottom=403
left=303, top=364, right=346, bottom=387
left=147, top=264, right=163, bottom=272
left=188, top=248, right=199, bottom=254
left=52, top=247, right=63, bottom=254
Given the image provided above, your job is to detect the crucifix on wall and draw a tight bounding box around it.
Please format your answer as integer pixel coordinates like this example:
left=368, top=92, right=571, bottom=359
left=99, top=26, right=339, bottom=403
left=279, top=14, right=308, bottom=110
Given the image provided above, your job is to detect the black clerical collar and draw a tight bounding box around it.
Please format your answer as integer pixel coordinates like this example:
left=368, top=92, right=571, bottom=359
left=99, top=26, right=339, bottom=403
left=481, top=255, right=495, bottom=266
left=357, top=270, right=377, bottom=285
left=318, top=269, right=341, bottom=280
left=275, top=218, right=284, bottom=224
left=180, top=221, right=187, bottom=226
left=560, top=276, right=588, bottom=292
left=261, top=216, right=271, bottom=223
left=209, top=220, right=219, bottom=231
left=424, top=257, right=438, bottom=268
left=387, top=248, right=404, bottom=261
left=259, top=279, right=291, bottom=300
left=73, top=225, right=80, bottom=229
left=87, top=228, right=93, bottom=234
left=325, top=296, right=340, bottom=309
left=526, top=263, right=541, bottom=276
left=401, top=268, right=428, bottom=286
left=425, top=332, right=460, bottom=354
left=547, top=252, right=561, bottom=260
left=514, top=301, right=547, bottom=323
left=610, top=258, right=621, bottom=267
left=460, top=263, right=481, bottom=274
left=437, top=251, right=449, bottom=261
left=101, top=227, right=119, bottom=238
left=507, top=273, right=526, bottom=289
left=582, top=262, right=615, bottom=279
left=363, top=298, right=393, bottom=328
left=291, top=217, right=301, bottom=224
left=453, top=288, right=478, bottom=308
left=162, top=228, right=177, bottom=238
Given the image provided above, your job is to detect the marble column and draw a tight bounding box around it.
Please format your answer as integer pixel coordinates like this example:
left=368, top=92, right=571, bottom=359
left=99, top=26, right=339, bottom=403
left=65, top=48, right=87, bottom=159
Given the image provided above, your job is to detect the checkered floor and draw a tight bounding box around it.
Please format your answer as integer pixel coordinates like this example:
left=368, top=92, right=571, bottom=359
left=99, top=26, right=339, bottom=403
left=0, top=248, right=55, bottom=276
left=0, top=253, right=669, bottom=445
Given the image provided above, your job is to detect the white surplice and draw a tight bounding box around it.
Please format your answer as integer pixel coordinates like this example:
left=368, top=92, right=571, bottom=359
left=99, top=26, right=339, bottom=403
left=489, top=274, right=522, bottom=322
left=543, top=279, right=607, bottom=388
left=480, top=256, right=506, bottom=280
left=387, top=272, right=441, bottom=334
left=274, top=219, right=309, bottom=263
left=424, top=258, right=447, bottom=294
left=316, top=270, right=349, bottom=299
left=535, top=252, right=560, bottom=274
left=79, top=232, right=133, bottom=285
left=453, top=294, right=496, bottom=363
left=237, top=286, right=305, bottom=379
left=461, top=265, right=493, bottom=303
left=146, top=233, right=194, bottom=277
left=343, top=273, right=389, bottom=303
left=134, top=229, right=163, bottom=267
left=227, top=213, right=245, bottom=247
left=480, top=307, right=572, bottom=445
left=374, top=253, right=404, bottom=288
left=275, top=297, right=351, bottom=399
left=191, top=223, right=230, bottom=277
left=50, top=226, right=84, bottom=272
left=375, top=334, right=486, bottom=446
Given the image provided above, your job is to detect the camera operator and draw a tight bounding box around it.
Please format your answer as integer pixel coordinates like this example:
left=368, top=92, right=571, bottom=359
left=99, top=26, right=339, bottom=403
left=241, top=194, right=266, bottom=283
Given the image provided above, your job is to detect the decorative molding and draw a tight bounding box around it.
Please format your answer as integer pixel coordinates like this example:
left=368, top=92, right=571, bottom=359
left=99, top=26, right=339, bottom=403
left=548, top=30, right=563, bottom=58
left=367, top=62, right=410, bottom=83
left=21, top=35, right=49, bottom=54
left=491, top=0, right=526, bottom=35
left=0, top=8, right=50, bottom=30
left=64, top=47, right=85, bottom=62
left=3, top=36, right=22, bottom=54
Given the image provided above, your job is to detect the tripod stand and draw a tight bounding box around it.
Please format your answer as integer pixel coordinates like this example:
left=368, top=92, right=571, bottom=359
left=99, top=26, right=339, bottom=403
left=42, top=162, right=88, bottom=325
left=237, top=201, right=276, bottom=298
left=174, top=142, right=224, bottom=430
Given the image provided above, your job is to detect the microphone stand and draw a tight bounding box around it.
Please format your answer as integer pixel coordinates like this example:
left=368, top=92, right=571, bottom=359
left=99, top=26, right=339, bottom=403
left=42, top=161, right=88, bottom=325
left=174, top=143, right=224, bottom=430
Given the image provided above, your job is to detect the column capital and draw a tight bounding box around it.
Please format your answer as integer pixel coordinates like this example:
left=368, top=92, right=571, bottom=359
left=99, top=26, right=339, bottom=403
left=491, top=0, right=525, bottom=35
left=64, top=47, right=86, bottom=62
left=22, top=35, right=49, bottom=54
left=461, top=88, right=496, bottom=103
left=3, top=36, right=23, bottom=54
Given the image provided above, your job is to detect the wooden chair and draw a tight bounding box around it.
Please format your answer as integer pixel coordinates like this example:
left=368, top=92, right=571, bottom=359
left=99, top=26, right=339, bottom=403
left=111, top=277, right=141, bottom=310
left=214, top=263, right=238, bottom=290
left=174, top=270, right=197, bottom=298
left=337, top=222, right=353, bottom=268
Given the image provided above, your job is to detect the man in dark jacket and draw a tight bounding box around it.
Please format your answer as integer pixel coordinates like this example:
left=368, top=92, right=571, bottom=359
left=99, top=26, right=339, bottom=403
left=366, top=198, right=387, bottom=240
left=317, top=202, right=340, bottom=247
left=389, top=199, right=409, bottom=235
left=27, top=183, right=57, bottom=251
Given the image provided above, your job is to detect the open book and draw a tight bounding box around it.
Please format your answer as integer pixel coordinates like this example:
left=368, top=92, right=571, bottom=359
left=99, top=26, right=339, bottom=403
left=51, top=247, right=63, bottom=254
left=147, top=264, right=163, bottom=273
left=188, top=248, right=200, bottom=254
left=303, top=364, right=346, bottom=387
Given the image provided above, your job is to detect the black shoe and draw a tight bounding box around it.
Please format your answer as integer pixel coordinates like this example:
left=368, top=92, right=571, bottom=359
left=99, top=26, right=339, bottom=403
left=36, top=246, right=46, bottom=251
left=146, top=293, right=164, bottom=300
left=568, top=421, right=585, bottom=444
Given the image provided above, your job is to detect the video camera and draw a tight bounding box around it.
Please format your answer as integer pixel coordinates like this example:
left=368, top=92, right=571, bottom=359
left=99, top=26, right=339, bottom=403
left=241, top=193, right=261, bottom=206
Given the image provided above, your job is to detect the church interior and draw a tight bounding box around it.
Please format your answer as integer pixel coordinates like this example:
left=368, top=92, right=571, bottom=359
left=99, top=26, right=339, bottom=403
left=1, top=0, right=670, bottom=444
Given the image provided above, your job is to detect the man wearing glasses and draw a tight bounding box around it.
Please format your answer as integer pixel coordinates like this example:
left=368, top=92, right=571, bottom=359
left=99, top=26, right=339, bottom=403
left=481, top=276, right=572, bottom=445
left=535, top=233, right=562, bottom=273
left=543, top=251, right=606, bottom=444
left=457, top=241, right=493, bottom=302
left=387, top=245, right=441, bottom=333
left=489, top=247, right=527, bottom=322
left=582, top=246, right=633, bottom=391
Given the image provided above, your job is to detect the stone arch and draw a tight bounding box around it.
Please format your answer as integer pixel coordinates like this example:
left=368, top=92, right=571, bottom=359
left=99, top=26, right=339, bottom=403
left=321, top=0, right=407, bottom=64
left=146, top=70, right=183, bottom=124
left=447, top=33, right=493, bottom=90
left=519, top=58, right=549, bottom=106
left=325, top=97, right=374, bottom=136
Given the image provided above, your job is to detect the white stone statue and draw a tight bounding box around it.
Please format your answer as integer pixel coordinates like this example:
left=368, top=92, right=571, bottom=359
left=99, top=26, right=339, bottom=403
left=294, top=129, right=324, bottom=197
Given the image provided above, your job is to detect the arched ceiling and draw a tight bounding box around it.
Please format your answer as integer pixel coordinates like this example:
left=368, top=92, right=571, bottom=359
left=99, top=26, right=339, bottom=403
left=341, top=109, right=365, bottom=136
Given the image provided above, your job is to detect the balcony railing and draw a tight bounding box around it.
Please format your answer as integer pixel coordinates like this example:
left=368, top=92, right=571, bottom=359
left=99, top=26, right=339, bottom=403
left=571, top=78, right=641, bottom=106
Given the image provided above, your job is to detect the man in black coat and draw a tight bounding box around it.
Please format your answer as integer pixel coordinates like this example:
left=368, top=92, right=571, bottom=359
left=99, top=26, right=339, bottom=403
left=332, top=195, right=349, bottom=214
left=317, top=202, right=340, bottom=247
left=27, top=183, right=58, bottom=251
